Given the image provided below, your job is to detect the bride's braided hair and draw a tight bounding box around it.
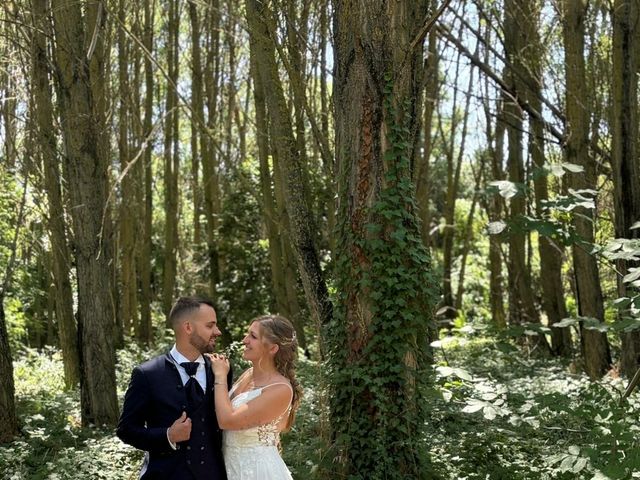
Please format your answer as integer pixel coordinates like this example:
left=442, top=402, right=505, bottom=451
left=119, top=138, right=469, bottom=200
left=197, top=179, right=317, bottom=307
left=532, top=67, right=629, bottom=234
left=254, top=314, right=302, bottom=431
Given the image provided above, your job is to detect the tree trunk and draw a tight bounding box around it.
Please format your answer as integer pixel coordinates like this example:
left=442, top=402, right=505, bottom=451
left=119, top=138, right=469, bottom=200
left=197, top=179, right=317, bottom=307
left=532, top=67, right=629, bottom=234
left=203, top=0, right=222, bottom=303
left=189, top=0, right=203, bottom=246
left=50, top=0, right=119, bottom=425
left=416, top=29, right=438, bottom=248
left=162, top=0, right=180, bottom=319
left=0, top=295, right=18, bottom=443
left=246, top=0, right=333, bottom=342
left=438, top=52, right=474, bottom=323
left=524, top=0, right=572, bottom=356
left=330, top=0, right=438, bottom=476
left=250, top=51, right=295, bottom=326
left=611, top=0, right=640, bottom=377
left=118, top=0, right=138, bottom=335
left=483, top=62, right=507, bottom=329
left=31, top=0, right=80, bottom=386
left=503, top=0, right=547, bottom=351
left=562, top=0, right=611, bottom=378
left=137, top=0, right=155, bottom=344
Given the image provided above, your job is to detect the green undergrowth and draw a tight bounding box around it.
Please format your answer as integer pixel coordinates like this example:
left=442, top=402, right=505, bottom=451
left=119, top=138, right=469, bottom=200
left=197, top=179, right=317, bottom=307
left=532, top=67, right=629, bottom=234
left=429, top=333, right=640, bottom=480
left=0, top=343, right=321, bottom=480
left=2, top=336, right=640, bottom=479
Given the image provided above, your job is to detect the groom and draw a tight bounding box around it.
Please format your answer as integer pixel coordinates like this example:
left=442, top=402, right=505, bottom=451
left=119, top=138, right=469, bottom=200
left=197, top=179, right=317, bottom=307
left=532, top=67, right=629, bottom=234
left=117, top=296, right=231, bottom=479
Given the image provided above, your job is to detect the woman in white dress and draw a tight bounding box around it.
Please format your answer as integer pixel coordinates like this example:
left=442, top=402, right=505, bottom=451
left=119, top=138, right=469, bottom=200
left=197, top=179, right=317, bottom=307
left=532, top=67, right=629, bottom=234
left=208, top=315, right=302, bottom=480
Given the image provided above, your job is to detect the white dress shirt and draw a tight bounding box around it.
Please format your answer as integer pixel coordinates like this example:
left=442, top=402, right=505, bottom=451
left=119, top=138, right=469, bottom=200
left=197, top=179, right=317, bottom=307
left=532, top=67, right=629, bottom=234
left=170, top=344, right=207, bottom=392
left=166, top=345, right=207, bottom=449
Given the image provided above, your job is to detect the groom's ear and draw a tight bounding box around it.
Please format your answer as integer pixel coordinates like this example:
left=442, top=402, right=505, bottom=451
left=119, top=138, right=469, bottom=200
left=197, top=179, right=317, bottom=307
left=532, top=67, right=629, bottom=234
left=183, top=320, right=193, bottom=335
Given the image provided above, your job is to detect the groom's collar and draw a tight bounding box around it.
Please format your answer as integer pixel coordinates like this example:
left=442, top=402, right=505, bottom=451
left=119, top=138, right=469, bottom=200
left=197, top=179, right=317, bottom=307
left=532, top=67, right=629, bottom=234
left=170, top=344, right=204, bottom=364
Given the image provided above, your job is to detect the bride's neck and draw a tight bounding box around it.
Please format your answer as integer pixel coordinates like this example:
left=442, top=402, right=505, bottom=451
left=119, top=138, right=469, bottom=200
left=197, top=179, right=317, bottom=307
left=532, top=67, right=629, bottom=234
left=251, top=363, right=278, bottom=384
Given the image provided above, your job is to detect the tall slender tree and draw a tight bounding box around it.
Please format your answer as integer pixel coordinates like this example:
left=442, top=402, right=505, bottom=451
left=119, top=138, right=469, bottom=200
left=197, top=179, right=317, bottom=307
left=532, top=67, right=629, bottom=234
left=31, top=0, right=79, bottom=385
left=246, top=0, right=332, bottom=341
left=562, top=0, right=611, bottom=378
left=161, top=0, right=181, bottom=318
left=611, top=0, right=640, bottom=377
left=50, top=0, right=119, bottom=425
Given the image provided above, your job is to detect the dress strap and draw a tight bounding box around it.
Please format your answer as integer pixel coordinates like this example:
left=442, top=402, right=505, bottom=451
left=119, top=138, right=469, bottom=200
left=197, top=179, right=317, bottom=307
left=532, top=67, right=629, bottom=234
left=261, top=382, right=293, bottom=392
left=260, top=382, right=294, bottom=419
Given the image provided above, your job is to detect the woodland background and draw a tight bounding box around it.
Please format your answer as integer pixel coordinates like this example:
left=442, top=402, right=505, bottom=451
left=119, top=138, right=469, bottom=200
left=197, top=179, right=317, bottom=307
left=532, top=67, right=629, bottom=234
left=1, top=0, right=640, bottom=478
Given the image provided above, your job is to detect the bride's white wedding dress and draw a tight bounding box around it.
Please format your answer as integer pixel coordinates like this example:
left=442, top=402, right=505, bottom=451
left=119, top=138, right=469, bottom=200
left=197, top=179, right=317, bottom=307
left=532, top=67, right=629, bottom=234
left=223, top=382, right=294, bottom=480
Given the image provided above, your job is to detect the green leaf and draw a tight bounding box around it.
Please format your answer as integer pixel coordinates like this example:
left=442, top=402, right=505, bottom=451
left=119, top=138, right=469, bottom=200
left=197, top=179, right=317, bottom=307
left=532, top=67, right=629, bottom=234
left=573, top=457, right=588, bottom=473
left=562, top=162, right=585, bottom=173
left=487, top=221, right=507, bottom=235
left=623, top=268, right=640, bottom=284
left=553, top=318, right=579, bottom=328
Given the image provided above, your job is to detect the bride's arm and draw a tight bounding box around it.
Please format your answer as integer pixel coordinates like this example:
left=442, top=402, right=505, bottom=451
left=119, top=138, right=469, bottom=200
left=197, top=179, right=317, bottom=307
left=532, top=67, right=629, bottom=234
left=213, top=382, right=291, bottom=430
left=209, top=356, right=291, bottom=430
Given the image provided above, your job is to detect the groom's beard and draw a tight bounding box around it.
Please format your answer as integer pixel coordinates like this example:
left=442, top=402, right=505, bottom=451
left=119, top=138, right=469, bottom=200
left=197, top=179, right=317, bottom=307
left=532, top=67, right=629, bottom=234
left=189, top=333, right=216, bottom=354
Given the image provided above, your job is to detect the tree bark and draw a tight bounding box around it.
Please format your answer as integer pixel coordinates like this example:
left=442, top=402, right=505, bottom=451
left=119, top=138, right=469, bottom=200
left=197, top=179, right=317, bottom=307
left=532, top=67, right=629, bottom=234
left=0, top=294, right=18, bottom=443
left=246, top=0, right=333, bottom=342
left=50, top=0, right=119, bottom=425
left=416, top=29, right=438, bottom=248
left=611, top=0, right=640, bottom=377
left=203, top=0, right=222, bottom=303
left=503, top=0, right=547, bottom=351
left=31, top=0, right=80, bottom=386
left=161, top=0, right=181, bottom=319
left=137, top=0, right=155, bottom=344
left=330, top=0, right=437, bottom=476
left=118, top=0, right=138, bottom=335
left=524, top=0, right=572, bottom=356
left=562, top=0, right=611, bottom=378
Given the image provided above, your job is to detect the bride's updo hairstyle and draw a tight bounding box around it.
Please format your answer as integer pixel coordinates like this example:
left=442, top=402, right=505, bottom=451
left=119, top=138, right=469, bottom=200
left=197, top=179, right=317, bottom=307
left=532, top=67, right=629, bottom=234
left=253, top=314, right=302, bottom=430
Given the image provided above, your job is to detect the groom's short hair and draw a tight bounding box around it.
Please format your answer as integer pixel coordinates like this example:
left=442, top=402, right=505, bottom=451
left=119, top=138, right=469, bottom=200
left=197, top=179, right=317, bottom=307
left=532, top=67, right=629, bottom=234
left=169, top=296, right=215, bottom=328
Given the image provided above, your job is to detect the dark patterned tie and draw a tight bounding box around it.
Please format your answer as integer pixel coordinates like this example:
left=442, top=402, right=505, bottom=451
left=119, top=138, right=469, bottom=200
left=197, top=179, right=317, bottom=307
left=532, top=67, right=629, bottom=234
left=180, top=362, right=204, bottom=411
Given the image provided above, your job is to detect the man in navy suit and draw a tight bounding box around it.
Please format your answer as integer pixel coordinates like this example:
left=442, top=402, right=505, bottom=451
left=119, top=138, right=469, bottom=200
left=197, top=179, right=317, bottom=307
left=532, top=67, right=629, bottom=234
left=117, top=296, right=231, bottom=479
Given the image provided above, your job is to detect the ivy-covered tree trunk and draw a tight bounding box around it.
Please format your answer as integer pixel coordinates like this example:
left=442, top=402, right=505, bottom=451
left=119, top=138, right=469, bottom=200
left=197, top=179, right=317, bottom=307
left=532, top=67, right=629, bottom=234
left=330, top=0, right=438, bottom=477
left=611, top=0, right=640, bottom=377
left=50, top=0, right=119, bottom=425
left=562, top=0, right=611, bottom=378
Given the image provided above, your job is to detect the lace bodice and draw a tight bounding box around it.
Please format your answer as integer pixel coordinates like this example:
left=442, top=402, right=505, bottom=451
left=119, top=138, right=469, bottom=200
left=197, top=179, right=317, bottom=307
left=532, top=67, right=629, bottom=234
left=222, top=380, right=295, bottom=480
left=223, top=383, right=292, bottom=449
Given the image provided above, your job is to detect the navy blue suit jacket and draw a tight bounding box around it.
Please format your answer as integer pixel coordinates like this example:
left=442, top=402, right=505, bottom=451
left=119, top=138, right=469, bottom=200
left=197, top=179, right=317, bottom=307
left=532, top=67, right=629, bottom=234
left=117, top=352, right=231, bottom=479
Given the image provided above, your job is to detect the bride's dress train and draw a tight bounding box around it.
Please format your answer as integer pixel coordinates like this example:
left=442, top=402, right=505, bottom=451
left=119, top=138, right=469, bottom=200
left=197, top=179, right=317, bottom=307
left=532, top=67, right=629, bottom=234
left=223, top=383, right=293, bottom=480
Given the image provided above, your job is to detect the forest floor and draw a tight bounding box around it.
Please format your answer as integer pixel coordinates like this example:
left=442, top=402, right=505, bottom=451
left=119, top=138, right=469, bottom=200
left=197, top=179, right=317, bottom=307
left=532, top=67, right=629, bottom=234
left=1, top=331, right=640, bottom=480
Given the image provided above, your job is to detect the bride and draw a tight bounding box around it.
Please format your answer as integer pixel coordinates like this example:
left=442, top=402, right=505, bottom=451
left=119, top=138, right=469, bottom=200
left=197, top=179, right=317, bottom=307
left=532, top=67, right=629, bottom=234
left=209, top=315, right=302, bottom=479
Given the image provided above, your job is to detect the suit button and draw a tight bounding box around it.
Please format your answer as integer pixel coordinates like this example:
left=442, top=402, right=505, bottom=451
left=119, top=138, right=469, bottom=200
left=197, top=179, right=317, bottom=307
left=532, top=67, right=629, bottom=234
left=201, top=417, right=205, bottom=422
left=186, top=446, right=191, bottom=450
left=201, top=431, right=205, bottom=436
left=201, top=446, right=205, bottom=451
left=182, top=405, right=187, bottom=409
left=200, top=461, right=205, bottom=465
left=176, top=445, right=180, bottom=450
left=186, top=460, right=191, bottom=465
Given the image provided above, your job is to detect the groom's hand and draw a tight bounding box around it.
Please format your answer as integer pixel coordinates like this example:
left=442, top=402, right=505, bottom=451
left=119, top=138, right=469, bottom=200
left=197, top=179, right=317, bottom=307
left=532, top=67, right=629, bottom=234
left=168, top=411, right=192, bottom=443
